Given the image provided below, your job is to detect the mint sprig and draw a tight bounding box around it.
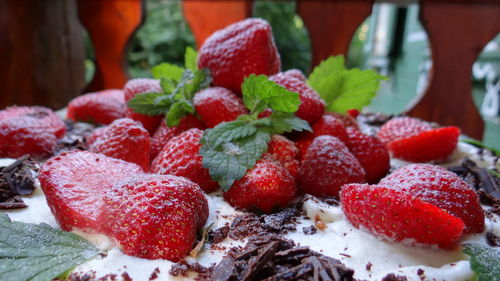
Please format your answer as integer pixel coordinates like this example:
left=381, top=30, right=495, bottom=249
left=307, top=55, right=387, bottom=113
left=127, top=47, right=211, bottom=127
left=0, top=214, right=100, bottom=281
left=200, top=74, right=311, bottom=191
left=463, top=243, right=500, bottom=281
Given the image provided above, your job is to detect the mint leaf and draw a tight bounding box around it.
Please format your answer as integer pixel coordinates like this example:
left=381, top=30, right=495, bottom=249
left=242, top=74, right=300, bottom=116
left=184, top=68, right=212, bottom=100
left=0, top=214, right=100, bottom=281
left=463, top=243, right=500, bottom=281
left=461, top=139, right=500, bottom=156
left=151, top=63, right=184, bottom=82
left=166, top=100, right=195, bottom=127
left=160, top=77, right=177, bottom=94
left=185, top=47, right=198, bottom=72
left=200, top=131, right=270, bottom=190
left=267, top=112, right=312, bottom=134
left=127, top=92, right=170, bottom=115
left=202, top=120, right=258, bottom=148
left=307, top=55, right=387, bottom=113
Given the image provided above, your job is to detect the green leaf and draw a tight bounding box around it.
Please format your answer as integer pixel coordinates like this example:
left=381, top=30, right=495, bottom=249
left=127, top=92, right=170, bottom=115
left=242, top=74, right=300, bottom=115
left=160, top=77, right=176, bottom=94
left=151, top=63, right=184, bottom=82
left=202, top=120, right=258, bottom=148
left=307, top=55, right=387, bottom=113
left=266, top=112, right=312, bottom=134
left=184, top=68, right=212, bottom=100
left=166, top=100, right=195, bottom=127
left=200, top=131, right=270, bottom=191
left=461, top=139, right=500, bottom=156
left=185, top=47, right=198, bottom=72
left=463, top=243, right=500, bottom=281
left=0, top=214, right=100, bottom=281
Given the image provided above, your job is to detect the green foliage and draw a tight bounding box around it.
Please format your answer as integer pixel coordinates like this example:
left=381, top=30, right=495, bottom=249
left=463, top=243, right=500, bottom=281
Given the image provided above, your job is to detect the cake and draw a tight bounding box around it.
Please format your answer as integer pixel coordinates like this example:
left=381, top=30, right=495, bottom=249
left=1, top=18, right=499, bottom=281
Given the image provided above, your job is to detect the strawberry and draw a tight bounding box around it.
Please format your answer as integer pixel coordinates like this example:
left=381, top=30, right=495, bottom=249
left=223, top=155, right=296, bottom=213
left=340, top=184, right=465, bottom=249
left=88, top=118, right=150, bottom=171
left=152, top=128, right=218, bottom=193
left=346, top=109, right=360, bottom=118
left=325, top=112, right=359, bottom=130
left=0, top=106, right=66, bottom=158
left=377, top=117, right=433, bottom=145
left=387, top=127, right=460, bottom=162
left=379, top=164, right=484, bottom=234
left=283, top=69, right=306, bottom=82
left=298, top=135, right=366, bottom=197
left=270, top=73, right=325, bottom=124
left=193, top=87, right=248, bottom=128
left=38, top=150, right=143, bottom=232
left=198, top=18, right=280, bottom=93
left=86, top=126, right=107, bottom=147
left=67, top=89, right=126, bottom=125
left=267, top=135, right=300, bottom=179
left=294, top=114, right=348, bottom=160
left=150, top=115, right=205, bottom=160
left=123, top=79, right=163, bottom=134
left=345, top=127, right=389, bottom=183
left=103, top=174, right=208, bottom=261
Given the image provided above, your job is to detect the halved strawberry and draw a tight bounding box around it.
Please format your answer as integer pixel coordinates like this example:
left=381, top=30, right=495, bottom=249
left=88, top=118, right=150, bottom=171
left=193, top=87, right=248, bottom=128
left=38, top=150, right=143, bottom=232
left=377, top=117, right=433, bottom=144
left=103, top=174, right=208, bottom=261
left=67, top=89, right=126, bottom=125
left=298, top=135, right=366, bottom=197
left=223, top=155, right=296, bottom=213
left=341, top=184, right=465, bottom=249
left=379, top=164, right=484, bottom=234
left=152, top=128, right=218, bottom=193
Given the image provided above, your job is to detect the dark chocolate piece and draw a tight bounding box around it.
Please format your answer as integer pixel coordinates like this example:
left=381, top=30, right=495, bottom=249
left=381, top=273, right=408, bottom=281
left=0, top=155, right=36, bottom=209
left=303, top=225, right=317, bottom=235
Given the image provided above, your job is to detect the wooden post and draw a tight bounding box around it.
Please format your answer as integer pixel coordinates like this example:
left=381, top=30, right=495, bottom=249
left=182, top=0, right=253, bottom=48
left=0, top=0, right=85, bottom=110
left=407, top=0, right=500, bottom=140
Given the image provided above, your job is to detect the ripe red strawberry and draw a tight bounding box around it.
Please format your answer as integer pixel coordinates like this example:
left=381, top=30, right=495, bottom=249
left=298, top=135, right=366, bottom=197
left=86, top=126, right=107, bottom=147
left=294, top=114, right=348, bottom=160
left=0, top=106, right=66, bottom=158
left=379, top=164, right=484, bottom=234
left=198, top=18, right=280, bottom=93
left=345, top=127, right=389, bottom=183
left=388, top=127, right=460, bottom=162
left=67, top=89, right=126, bottom=125
left=283, top=69, right=306, bottom=82
left=223, top=155, right=296, bottom=212
left=103, top=174, right=208, bottom=261
left=377, top=117, right=433, bottom=144
left=270, top=73, right=325, bottom=124
left=88, top=118, right=150, bottom=171
left=193, top=87, right=248, bottom=128
left=267, top=135, right=300, bottom=178
left=150, top=115, right=205, bottom=160
left=152, top=128, right=218, bottom=193
left=341, top=184, right=465, bottom=249
left=124, top=78, right=163, bottom=134
left=325, top=112, right=359, bottom=130
left=38, top=150, right=143, bottom=232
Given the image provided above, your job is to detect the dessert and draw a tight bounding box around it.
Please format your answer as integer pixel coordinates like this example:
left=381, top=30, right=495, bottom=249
left=1, top=18, right=499, bottom=281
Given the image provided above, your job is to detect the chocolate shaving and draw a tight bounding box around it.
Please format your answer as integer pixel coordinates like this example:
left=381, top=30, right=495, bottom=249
left=303, top=225, right=317, bottom=235
left=381, top=273, right=408, bottom=281
left=170, top=260, right=209, bottom=277
left=0, top=155, right=37, bottom=209
left=208, top=225, right=230, bottom=244
left=55, top=121, right=96, bottom=153
left=486, top=231, right=500, bottom=247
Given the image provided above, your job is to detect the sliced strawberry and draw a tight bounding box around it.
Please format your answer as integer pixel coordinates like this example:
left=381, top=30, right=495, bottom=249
left=152, top=128, right=218, bottom=193
left=345, top=127, right=390, bottom=183
left=267, top=135, right=300, bottom=179
left=88, top=118, right=150, bottom=171
left=388, top=127, right=460, bottom=162
left=67, top=89, right=126, bottom=125
left=223, top=155, right=296, bottom=213
left=124, top=78, right=163, bottom=134
left=193, top=87, right=248, bottom=128
left=341, top=184, right=465, bottom=249
left=294, top=114, right=348, bottom=160
left=38, top=150, right=143, bottom=232
left=377, top=117, right=433, bottom=145
left=198, top=18, right=280, bottom=93
left=298, top=135, right=366, bottom=197
left=150, top=115, right=205, bottom=160
left=270, top=73, right=325, bottom=124
left=103, top=174, right=208, bottom=261
left=379, top=164, right=484, bottom=234
left=0, top=106, right=66, bottom=158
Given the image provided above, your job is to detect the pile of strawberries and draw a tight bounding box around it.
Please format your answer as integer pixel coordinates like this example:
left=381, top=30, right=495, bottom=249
left=0, top=18, right=482, bottom=261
